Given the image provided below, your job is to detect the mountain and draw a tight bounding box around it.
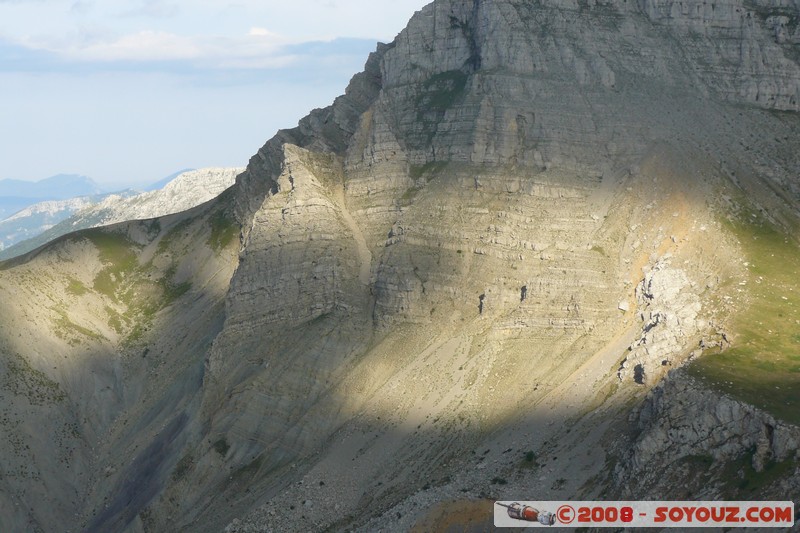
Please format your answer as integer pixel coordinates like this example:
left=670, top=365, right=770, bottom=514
left=0, top=1, right=799, bottom=532
left=0, top=195, right=113, bottom=253
left=0, top=174, right=103, bottom=220
left=0, top=168, right=242, bottom=260
left=144, top=168, right=195, bottom=192
left=0, top=174, right=102, bottom=199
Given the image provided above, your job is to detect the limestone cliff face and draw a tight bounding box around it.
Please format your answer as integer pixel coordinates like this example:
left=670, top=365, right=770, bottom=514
left=1, top=0, right=799, bottom=532
left=613, top=369, right=800, bottom=500
left=162, top=0, right=799, bottom=530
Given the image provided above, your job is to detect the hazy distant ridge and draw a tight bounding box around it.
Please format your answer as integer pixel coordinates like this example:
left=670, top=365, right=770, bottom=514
left=0, top=167, right=242, bottom=259
left=0, top=174, right=102, bottom=199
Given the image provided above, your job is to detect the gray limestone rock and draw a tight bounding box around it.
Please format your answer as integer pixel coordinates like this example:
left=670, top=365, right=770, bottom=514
left=614, top=369, right=800, bottom=497
left=1, top=0, right=800, bottom=531
left=618, top=260, right=702, bottom=384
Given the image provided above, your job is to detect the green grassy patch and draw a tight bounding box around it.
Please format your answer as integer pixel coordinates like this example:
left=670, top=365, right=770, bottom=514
left=717, top=448, right=798, bottom=496
left=171, top=452, right=194, bottom=482
left=157, top=218, right=193, bottom=254
left=409, top=161, right=449, bottom=181
left=213, top=437, right=230, bottom=457
left=404, top=161, right=450, bottom=201
left=105, top=305, right=126, bottom=335
left=687, top=211, right=800, bottom=425
left=519, top=450, right=539, bottom=470
left=590, top=244, right=607, bottom=257
left=417, top=70, right=468, bottom=113
left=207, top=210, right=238, bottom=252
left=683, top=453, right=715, bottom=470
left=160, top=263, right=191, bottom=304
left=79, top=228, right=194, bottom=346
left=85, top=230, right=139, bottom=301
left=65, top=278, right=88, bottom=296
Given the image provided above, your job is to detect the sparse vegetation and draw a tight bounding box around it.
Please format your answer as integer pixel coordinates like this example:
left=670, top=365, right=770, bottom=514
left=4, top=353, right=65, bottom=405
left=524, top=450, right=537, bottom=465
left=213, top=437, right=230, bottom=457
left=231, top=454, right=264, bottom=483
left=160, top=263, right=191, bottom=304
left=85, top=230, right=139, bottom=301
left=720, top=450, right=798, bottom=495
left=65, top=278, right=88, bottom=296
left=172, top=452, right=194, bottom=482
left=157, top=217, right=193, bottom=254
left=67, top=228, right=197, bottom=346
left=408, top=161, right=449, bottom=181
left=416, top=70, right=468, bottom=114
left=53, top=308, right=105, bottom=344
left=684, top=448, right=800, bottom=497
left=683, top=453, right=714, bottom=469
left=208, top=210, right=238, bottom=252
left=105, top=306, right=126, bottom=335
left=590, top=244, right=607, bottom=257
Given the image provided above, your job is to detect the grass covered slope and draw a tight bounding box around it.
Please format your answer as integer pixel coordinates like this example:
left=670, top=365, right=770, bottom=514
left=688, top=207, right=800, bottom=425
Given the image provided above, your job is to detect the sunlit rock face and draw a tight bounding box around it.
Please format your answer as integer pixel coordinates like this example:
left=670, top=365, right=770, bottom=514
left=0, top=0, right=799, bottom=532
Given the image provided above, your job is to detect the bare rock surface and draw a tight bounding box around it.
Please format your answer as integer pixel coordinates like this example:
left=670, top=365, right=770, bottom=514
left=618, top=258, right=703, bottom=384
left=0, top=0, right=799, bottom=532
left=612, top=369, right=800, bottom=501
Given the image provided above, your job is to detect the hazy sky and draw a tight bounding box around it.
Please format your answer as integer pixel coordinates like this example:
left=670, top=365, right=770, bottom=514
left=0, top=0, right=429, bottom=189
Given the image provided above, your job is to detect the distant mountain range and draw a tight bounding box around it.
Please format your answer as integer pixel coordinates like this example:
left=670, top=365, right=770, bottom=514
left=0, top=167, right=242, bottom=259
left=0, top=194, right=127, bottom=253
left=0, top=174, right=104, bottom=220
left=0, top=173, right=103, bottom=199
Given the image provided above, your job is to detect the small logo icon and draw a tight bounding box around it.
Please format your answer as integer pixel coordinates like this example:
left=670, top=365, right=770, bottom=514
left=496, top=502, right=556, bottom=525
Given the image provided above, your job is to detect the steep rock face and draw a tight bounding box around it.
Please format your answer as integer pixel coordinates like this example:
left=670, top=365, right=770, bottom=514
left=232, top=46, right=388, bottom=230
left=202, top=145, right=373, bottom=460
left=1, top=0, right=800, bottom=531
left=639, top=0, right=800, bottom=109
left=164, top=0, right=800, bottom=530
left=613, top=369, right=800, bottom=498
left=618, top=259, right=703, bottom=384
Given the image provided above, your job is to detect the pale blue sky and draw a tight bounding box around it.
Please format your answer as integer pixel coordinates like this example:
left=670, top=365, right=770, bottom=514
left=0, top=0, right=429, bottom=189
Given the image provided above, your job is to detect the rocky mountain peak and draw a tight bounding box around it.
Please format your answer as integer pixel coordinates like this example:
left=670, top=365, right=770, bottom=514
left=236, top=0, right=799, bottom=233
left=0, top=1, right=799, bottom=532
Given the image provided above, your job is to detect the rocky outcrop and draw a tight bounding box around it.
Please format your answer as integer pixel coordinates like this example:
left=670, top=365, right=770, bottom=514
left=169, top=0, right=800, bottom=529
left=614, top=369, right=800, bottom=497
left=1, top=0, right=800, bottom=532
left=618, top=259, right=703, bottom=384
left=638, top=0, right=800, bottom=110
